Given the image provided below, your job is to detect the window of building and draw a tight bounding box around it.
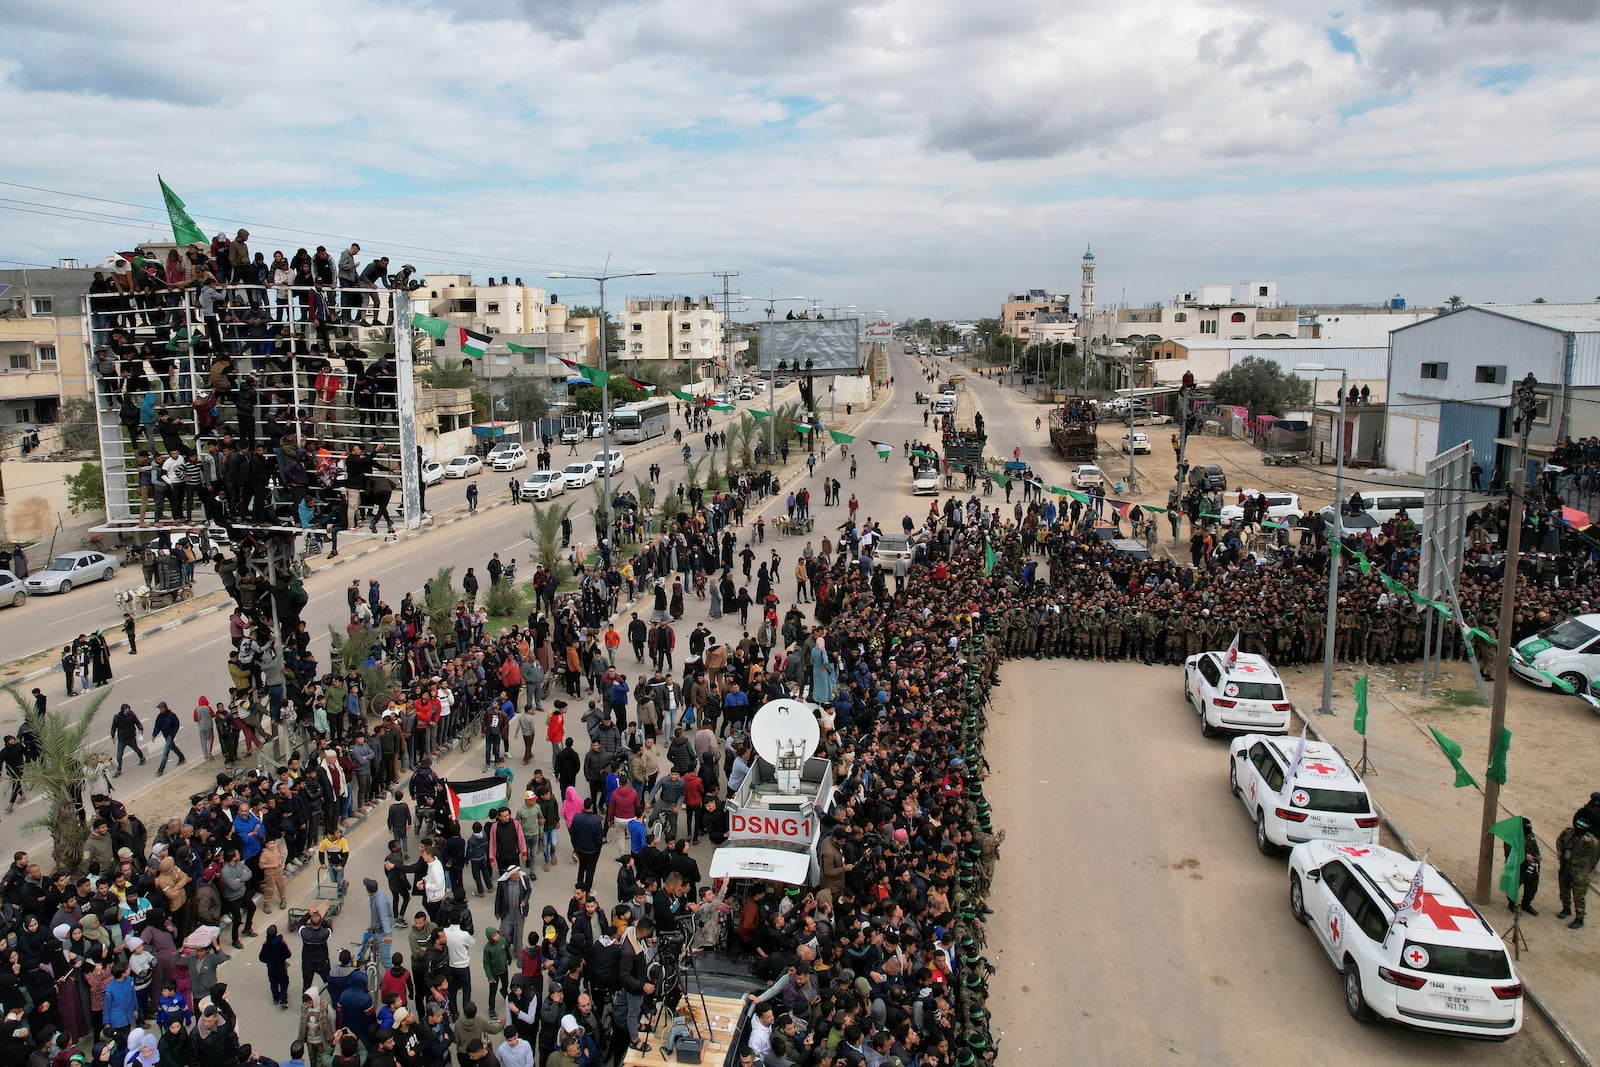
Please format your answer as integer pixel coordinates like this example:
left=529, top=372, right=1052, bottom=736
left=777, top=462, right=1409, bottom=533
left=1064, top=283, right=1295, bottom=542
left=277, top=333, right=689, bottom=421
left=433, top=337, right=445, bottom=347
left=680, top=321, right=691, bottom=331
left=1258, top=286, right=1269, bottom=297
left=631, top=323, right=643, bottom=333
left=631, top=342, right=643, bottom=353
left=1013, top=311, right=1027, bottom=320
left=8, top=353, right=30, bottom=371
left=679, top=341, right=691, bottom=352
left=1230, top=312, right=1246, bottom=323
left=1420, top=362, right=1447, bottom=380
left=1475, top=365, right=1506, bottom=385
left=1173, top=313, right=1186, bottom=323
left=1200, top=320, right=1217, bottom=334
left=486, top=302, right=500, bottom=314
left=29, top=297, right=52, bottom=316
left=36, top=345, right=56, bottom=366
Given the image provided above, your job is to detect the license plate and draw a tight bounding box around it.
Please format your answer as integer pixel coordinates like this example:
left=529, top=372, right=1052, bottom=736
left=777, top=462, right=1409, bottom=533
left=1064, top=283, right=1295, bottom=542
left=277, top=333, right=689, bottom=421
left=1443, top=995, right=1472, bottom=1014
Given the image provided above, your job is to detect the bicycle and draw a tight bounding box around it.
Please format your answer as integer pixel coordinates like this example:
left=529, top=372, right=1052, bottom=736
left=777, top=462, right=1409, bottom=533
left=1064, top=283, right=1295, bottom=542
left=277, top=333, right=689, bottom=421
left=455, top=714, right=483, bottom=754
left=353, top=928, right=385, bottom=990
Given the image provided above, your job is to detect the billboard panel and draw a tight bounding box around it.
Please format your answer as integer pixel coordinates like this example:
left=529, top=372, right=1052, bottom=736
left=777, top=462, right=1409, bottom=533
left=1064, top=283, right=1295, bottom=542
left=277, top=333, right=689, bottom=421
left=864, top=316, right=892, bottom=340
left=758, top=318, right=865, bottom=374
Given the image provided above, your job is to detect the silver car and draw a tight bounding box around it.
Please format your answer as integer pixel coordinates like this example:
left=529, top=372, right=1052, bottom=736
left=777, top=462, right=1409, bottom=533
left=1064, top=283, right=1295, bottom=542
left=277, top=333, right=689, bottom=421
left=26, top=550, right=119, bottom=594
left=0, top=570, right=25, bottom=607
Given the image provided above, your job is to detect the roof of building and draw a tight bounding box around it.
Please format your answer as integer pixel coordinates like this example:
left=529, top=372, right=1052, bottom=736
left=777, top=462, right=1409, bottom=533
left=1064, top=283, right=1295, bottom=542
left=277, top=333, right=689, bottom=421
left=1466, top=303, right=1600, bottom=334
left=1160, top=337, right=1386, bottom=351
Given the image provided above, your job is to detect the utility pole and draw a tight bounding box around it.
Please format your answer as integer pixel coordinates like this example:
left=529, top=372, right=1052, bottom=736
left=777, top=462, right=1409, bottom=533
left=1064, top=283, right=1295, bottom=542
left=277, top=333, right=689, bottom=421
left=713, top=270, right=738, bottom=386
left=1476, top=373, right=1541, bottom=903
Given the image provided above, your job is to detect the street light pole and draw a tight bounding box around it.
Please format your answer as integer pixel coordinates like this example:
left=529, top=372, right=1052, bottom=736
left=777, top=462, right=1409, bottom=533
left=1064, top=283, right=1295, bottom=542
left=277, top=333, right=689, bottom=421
left=1297, top=364, right=1348, bottom=716
left=548, top=266, right=657, bottom=543
left=1475, top=373, right=1541, bottom=903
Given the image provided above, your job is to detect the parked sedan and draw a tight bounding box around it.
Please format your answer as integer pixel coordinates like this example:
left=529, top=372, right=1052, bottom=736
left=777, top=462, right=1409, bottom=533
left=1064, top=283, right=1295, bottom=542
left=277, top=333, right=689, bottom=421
left=1120, top=432, right=1151, bottom=455
left=420, top=460, right=445, bottom=487
left=25, top=551, right=119, bottom=595
left=0, top=570, right=25, bottom=608
left=521, top=470, right=566, bottom=500
left=444, top=455, right=483, bottom=479
left=562, top=461, right=599, bottom=489
left=1071, top=465, right=1104, bottom=489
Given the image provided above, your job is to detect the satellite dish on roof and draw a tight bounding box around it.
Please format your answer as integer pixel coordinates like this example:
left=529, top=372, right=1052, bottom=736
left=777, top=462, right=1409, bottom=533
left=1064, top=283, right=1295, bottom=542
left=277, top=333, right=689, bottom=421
left=749, top=699, right=821, bottom=792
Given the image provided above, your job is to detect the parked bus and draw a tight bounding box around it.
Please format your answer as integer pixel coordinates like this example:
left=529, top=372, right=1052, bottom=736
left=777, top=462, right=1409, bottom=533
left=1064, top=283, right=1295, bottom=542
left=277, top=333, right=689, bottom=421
left=611, top=397, right=671, bottom=443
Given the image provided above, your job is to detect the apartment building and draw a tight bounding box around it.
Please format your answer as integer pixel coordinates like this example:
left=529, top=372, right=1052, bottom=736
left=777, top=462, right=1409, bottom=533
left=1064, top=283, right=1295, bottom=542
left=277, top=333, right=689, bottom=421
left=0, top=267, right=95, bottom=431
left=616, top=296, right=723, bottom=367
left=1000, top=290, right=1070, bottom=340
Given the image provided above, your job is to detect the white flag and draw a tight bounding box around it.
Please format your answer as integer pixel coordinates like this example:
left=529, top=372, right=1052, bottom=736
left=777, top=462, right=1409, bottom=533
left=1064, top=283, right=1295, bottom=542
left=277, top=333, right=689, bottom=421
left=1393, top=852, right=1429, bottom=927
left=1282, top=726, right=1308, bottom=801
left=1224, top=631, right=1241, bottom=670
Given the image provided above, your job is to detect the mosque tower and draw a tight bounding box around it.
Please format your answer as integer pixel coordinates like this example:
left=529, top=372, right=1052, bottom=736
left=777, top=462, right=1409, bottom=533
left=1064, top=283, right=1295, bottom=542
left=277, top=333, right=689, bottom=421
left=1078, top=245, right=1095, bottom=344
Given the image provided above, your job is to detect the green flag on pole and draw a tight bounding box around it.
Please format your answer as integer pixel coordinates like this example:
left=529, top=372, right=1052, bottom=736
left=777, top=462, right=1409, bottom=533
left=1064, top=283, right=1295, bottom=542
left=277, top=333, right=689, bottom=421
left=828, top=429, right=854, bottom=445
left=1353, top=674, right=1369, bottom=736
left=1428, top=727, right=1478, bottom=789
left=411, top=313, right=449, bottom=340
left=983, top=542, right=996, bottom=576
left=585, top=366, right=612, bottom=388
left=670, top=389, right=694, bottom=401
left=1488, top=815, right=1526, bottom=902
left=987, top=471, right=1010, bottom=487
left=505, top=342, right=545, bottom=356
left=1487, top=726, right=1512, bottom=784
left=158, top=176, right=207, bottom=247
left=749, top=409, right=774, bottom=421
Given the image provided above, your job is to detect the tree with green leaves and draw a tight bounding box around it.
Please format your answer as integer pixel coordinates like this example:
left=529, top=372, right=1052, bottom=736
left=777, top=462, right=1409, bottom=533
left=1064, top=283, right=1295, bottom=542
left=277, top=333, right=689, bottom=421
left=1209, top=356, right=1312, bottom=417
left=974, top=317, right=1002, bottom=353
left=8, top=685, right=109, bottom=874
left=58, top=398, right=99, bottom=452
left=327, top=624, right=402, bottom=715
left=573, top=378, right=644, bottom=413
left=421, top=566, right=458, bottom=645
left=420, top=363, right=477, bottom=389
left=1445, top=295, right=1464, bottom=311
left=498, top=372, right=550, bottom=426
left=526, top=502, right=572, bottom=581
left=684, top=457, right=702, bottom=491
left=65, top=462, right=104, bottom=515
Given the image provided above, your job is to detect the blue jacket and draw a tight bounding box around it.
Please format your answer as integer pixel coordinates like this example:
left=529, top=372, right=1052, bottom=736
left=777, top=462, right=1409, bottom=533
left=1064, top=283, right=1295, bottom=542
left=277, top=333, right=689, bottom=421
left=103, top=975, right=138, bottom=1027
left=568, top=811, right=605, bottom=854
left=232, top=811, right=264, bottom=860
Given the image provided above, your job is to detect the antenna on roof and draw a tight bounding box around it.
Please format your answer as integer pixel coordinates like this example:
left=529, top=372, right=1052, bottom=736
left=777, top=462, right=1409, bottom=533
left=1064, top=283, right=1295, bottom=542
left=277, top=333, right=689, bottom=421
left=749, top=699, right=821, bottom=795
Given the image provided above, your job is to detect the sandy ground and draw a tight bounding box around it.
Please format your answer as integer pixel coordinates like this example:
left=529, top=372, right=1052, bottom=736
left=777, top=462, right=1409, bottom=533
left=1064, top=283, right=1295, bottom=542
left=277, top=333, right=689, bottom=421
left=984, top=657, right=1567, bottom=1065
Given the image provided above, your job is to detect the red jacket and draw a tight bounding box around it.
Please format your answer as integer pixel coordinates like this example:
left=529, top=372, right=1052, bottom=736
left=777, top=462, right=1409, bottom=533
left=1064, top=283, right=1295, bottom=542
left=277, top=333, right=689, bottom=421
left=499, top=659, right=524, bottom=689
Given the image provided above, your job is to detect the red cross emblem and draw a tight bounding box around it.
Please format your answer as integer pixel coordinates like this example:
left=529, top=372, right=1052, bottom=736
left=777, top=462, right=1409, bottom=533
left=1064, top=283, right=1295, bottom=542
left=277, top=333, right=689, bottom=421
left=1404, top=946, right=1429, bottom=968
left=1337, top=846, right=1372, bottom=857
left=1234, top=664, right=1261, bottom=674
left=1416, top=892, right=1478, bottom=932
left=1305, top=761, right=1339, bottom=776
left=1328, top=913, right=1342, bottom=943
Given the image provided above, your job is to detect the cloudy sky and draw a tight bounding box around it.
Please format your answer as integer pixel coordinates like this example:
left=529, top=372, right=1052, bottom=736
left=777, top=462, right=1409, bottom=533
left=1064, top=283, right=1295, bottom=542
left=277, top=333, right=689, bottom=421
left=1, top=0, right=1595, bottom=319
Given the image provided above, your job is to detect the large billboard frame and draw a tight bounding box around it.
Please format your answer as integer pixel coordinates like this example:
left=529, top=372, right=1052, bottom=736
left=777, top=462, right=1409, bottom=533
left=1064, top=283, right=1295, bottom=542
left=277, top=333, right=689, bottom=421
left=757, top=318, right=866, bottom=375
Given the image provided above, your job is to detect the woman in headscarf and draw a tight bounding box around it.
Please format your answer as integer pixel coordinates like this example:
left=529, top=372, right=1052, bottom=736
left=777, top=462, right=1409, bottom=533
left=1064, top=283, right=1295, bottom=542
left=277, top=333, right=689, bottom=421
left=158, top=1013, right=198, bottom=1067
left=89, top=631, right=113, bottom=687
left=138, top=912, right=180, bottom=1004
left=78, top=913, right=114, bottom=961
left=560, top=785, right=583, bottom=829
left=15, top=914, right=48, bottom=970
left=54, top=925, right=91, bottom=1043
left=194, top=698, right=215, bottom=761
left=122, top=1026, right=159, bottom=1067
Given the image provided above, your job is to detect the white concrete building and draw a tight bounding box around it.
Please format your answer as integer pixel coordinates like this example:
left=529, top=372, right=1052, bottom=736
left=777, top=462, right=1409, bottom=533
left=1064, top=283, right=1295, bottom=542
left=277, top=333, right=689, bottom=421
left=1300, top=306, right=1437, bottom=342
left=617, top=296, right=723, bottom=371
left=1146, top=338, right=1389, bottom=405
left=412, top=274, right=550, bottom=361
left=1386, top=304, right=1600, bottom=477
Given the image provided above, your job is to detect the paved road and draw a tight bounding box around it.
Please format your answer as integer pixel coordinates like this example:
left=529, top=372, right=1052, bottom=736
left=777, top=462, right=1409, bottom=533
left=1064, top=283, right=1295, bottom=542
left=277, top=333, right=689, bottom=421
left=984, top=657, right=1564, bottom=1063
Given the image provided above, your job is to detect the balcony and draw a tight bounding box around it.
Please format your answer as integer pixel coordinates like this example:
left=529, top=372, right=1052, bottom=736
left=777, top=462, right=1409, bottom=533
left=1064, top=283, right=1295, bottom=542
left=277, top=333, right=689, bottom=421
left=0, top=367, right=61, bottom=401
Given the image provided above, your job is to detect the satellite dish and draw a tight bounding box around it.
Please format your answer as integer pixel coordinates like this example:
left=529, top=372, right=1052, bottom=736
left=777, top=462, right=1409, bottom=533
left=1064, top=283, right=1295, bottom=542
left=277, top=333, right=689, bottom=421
left=748, top=699, right=821, bottom=792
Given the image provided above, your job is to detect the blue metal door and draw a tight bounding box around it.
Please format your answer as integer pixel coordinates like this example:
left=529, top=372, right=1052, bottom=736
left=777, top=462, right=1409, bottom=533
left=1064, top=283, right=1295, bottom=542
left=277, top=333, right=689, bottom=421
left=1437, top=402, right=1503, bottom=481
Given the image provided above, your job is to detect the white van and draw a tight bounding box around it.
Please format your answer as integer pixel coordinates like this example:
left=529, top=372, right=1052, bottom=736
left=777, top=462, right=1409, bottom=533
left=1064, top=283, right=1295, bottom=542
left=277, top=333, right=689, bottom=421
left=1363, top=491, right=1428, bottom=526
left=1512, top=613, right=1600, bottom=692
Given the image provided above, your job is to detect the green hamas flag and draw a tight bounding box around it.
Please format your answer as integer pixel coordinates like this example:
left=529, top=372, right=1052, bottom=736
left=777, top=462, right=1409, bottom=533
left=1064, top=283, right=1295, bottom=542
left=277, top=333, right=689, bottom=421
left=411, top=313, right=449, bottom=340
left=983, top=542, right=996, bottom=576
left=829, top=429, right=854, bottom=444
left=1353, top=674, right=1369, bottom=736
left=1487, top=726, right=1511, bottom=784
left=1489, top=815, right=1525, bottom=902
left=505, top=342, right=545, bottom=356
left=750, top=409, right=774, bottom=421
left=1429, top=727, right=1478, bottom=789
left=671, top=389, right=694, bottom=401
left=158, top=175, right=206, bottom=247
left=987, top=471, right=1010, bottom=487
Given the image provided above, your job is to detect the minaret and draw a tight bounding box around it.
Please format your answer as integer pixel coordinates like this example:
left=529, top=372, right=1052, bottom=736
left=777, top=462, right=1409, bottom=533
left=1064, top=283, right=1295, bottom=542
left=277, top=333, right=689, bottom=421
left=1079, top=245, right=1095, bottom=343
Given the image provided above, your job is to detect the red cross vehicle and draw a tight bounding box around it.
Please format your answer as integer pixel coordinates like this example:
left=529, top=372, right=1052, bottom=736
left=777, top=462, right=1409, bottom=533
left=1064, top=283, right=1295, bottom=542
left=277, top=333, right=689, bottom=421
left=1184, top=650, right=1292, bottom=737
left=1288, top=841, right=1523, bottom=1038
left=1228, top=733, right=1379, bottom=854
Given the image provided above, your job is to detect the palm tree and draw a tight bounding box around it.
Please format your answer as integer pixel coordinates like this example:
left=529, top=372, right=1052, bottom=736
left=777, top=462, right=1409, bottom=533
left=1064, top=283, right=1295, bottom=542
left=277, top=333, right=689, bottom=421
left=9, top=686, right=110, bottom=874
left=590, top=482, right=610, bottom=541
left=737, top=417, right=756, bottom=470
left=684, top=457, right=703, bottom=490
left=706, top=452, right=722, bottom=492
left=1446, top=295, right=1464, bottom=310
left=328, top=624, right=401, bottom=716
left=526, top=502, right=572, bottom=580
left=422, top=566, right=458, bottom=644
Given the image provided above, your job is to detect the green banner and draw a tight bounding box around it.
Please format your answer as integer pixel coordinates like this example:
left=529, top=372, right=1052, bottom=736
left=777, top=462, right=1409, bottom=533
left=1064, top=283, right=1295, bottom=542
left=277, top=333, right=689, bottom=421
left=829, top=429, right=854, bottom=445
left=1488, top=815, right=1525, bottom=902
left=1487, top=726, right=1511, bottom=785
left=1429, top=727, right=1478, bottom=789
left=1353, top=674, right=1369, bottom=736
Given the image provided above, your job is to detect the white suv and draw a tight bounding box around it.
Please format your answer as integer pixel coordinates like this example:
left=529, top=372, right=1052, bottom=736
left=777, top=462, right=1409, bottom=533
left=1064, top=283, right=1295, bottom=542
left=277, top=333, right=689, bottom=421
left=489, top=445, right=527, bottom=471
left=1184, top=651, right=1291, bottom=737
left=1228, top=734, right=1379, bottom=854
left=1288, top=841, right=1523, bottom=1038
left=591, top=450, right=625, bottom=476
left=1220, top=490, right=1303, bottom=525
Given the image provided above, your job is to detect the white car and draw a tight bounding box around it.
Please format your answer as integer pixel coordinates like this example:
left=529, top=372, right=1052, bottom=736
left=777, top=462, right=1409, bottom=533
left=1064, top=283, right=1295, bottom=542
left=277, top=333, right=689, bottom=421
left=871, top=535, right=914, bottom=571
left=559, top=426, right=583, bottom=445
left=1071, top=465, right=1104, bottom=489
left=1120, top=432, right=1151, bottom=455
left=25, top=551, right=119, bottom=595
left=1229, top=734, right=1379, bottom=854
left=591, top=450, right=625, bottom=476
left=420, top=460, right=445, bottom=487
left=521, top=471, right=566, bottom=500
left=738, top=389, right=755, bottom=401
left=912, top=467, right=941, bottom=496
left=0, top=570, right=26, bottom=608
left=1288, top=841, right=1523, bottom=1038
left=444, top=455, right=483, bottom=479
left=1511, top=613, right=1600, bottom=693
left=489, top=446, right=528, bottom=472
left=1221, top=490, right=1303, bottom=525
left=1183, top=650, right=1292, bottom=737
left=561, top=461, right=598, bottom=489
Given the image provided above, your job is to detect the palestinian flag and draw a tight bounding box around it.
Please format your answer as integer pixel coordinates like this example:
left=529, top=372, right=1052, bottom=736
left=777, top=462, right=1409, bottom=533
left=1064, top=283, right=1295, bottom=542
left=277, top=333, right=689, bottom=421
left=791, top=421, right=813, bottom=433
left=871, top=440, right=892, bottom=459
left=411, top=313, right=449, bottom=340
left=628, top=378, right=657, bottom=393
left=457, top=327, right=491, bottom=358
left=557, top=356, right=593, bottom=380
left=446, top=776, right=509, bottom=822
left=711, top=402, right=735, bottom=411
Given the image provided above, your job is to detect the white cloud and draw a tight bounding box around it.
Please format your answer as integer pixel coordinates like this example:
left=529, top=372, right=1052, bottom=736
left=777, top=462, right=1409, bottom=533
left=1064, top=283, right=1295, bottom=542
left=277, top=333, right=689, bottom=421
left=0, top=0, right=1596, bottom=316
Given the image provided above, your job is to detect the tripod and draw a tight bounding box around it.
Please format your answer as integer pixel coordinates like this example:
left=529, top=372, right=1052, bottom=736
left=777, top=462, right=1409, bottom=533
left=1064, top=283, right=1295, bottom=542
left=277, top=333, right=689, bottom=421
left=1504, top=903, right=1530, bottom=959
left=647, top=929, right=714, bottom=1049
